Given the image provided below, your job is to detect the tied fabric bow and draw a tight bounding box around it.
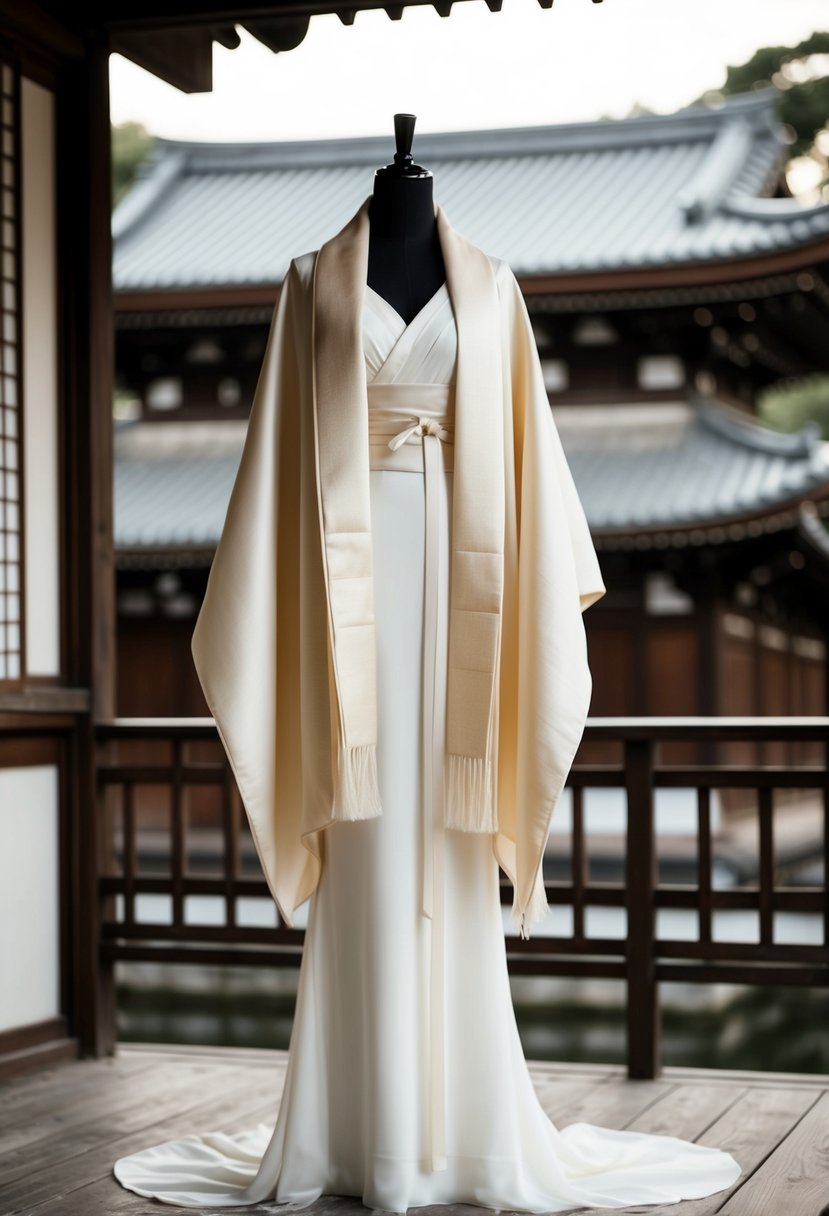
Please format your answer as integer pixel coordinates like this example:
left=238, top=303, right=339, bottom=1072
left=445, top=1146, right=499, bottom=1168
left=388, top=416, right=451, bottom=451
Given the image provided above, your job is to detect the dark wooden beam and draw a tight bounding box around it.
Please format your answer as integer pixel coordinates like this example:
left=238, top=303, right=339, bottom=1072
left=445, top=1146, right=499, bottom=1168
left=113, top=259, right=829, bottom=319
left=595, top=495, right=829, bottom=552
left=520, top=241, right=829, bottom=297
left=115, top=284, right=286, bottom=311
left=95, top=0, right=544, bottom=29
left=0, top=0, right=84, bottom=70
left=109, top=26, right=216, bottom=94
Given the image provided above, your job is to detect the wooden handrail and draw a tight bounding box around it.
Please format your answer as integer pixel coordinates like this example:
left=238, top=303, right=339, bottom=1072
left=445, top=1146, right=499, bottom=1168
left=92, top=716, right=829, bottom=1077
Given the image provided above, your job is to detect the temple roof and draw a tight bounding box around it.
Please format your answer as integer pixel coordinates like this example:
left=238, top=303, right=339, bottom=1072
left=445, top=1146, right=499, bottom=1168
left=113, top=394, right=829, bottom=566
left=554, top=394, right=829, bottom=549
left=112, top=88, right=829, bottom=295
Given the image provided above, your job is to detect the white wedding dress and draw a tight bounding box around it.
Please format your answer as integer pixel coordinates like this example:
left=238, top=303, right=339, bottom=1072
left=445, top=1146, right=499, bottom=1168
left=113, top=277, right=743, bottom=1212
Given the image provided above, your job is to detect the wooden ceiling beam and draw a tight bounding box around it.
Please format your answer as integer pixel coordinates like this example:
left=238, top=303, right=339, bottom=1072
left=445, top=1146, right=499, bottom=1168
left=97, top=0, right=601, bottom=34
left=109, top=26, right=216, bottom=93
left=97, top=0, right=481, bottom=31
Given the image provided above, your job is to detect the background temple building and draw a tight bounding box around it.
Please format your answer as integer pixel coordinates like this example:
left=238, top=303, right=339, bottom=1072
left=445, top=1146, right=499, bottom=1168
left=112, top=85, right=829, bottom=739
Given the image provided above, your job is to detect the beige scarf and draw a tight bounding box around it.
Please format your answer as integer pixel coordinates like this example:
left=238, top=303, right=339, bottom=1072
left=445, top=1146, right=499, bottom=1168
left=191, top=194, right=606, bottom=938
left=312, top=193, right=503, bottom=834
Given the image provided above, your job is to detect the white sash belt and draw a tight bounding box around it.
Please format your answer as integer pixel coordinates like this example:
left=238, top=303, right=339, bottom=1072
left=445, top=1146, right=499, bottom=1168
left=366, top=379, right=453, bottom=1172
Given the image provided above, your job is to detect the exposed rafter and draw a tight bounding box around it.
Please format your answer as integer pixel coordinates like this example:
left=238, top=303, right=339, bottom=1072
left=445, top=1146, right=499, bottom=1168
left=88, top=0, right=603, bottom=92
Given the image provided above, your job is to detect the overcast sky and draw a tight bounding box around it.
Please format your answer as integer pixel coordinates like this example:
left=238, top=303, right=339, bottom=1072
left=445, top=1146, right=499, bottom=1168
left=109, top=0, right=827, bottom=143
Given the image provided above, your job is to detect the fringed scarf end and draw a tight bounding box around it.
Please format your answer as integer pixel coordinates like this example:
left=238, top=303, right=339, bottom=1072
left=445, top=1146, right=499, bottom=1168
left=444, top=752, right=498, bottom=833
left=511, top=879, right=551, bottom=940
left=332, top=742, right=383, bottom=821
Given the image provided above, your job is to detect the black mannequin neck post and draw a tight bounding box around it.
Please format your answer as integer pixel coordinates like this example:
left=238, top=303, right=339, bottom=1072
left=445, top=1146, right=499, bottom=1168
left=367, top=174, right=445, bottom=327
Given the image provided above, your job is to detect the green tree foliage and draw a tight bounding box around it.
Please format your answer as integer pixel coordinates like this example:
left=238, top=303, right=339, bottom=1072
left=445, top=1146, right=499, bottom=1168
left=757, top=373, right=829, bottom=440
left=693, top=32, right=829, bottom=192
left=721, top=34, right=829, bottom=159
left=112, top=121, right=154, bottom=208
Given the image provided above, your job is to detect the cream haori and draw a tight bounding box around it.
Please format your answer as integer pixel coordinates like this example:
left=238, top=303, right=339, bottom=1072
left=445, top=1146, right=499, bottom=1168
left=190, top=193, right=606, bottom=941
left=112, top=194, right=743, bottom=1213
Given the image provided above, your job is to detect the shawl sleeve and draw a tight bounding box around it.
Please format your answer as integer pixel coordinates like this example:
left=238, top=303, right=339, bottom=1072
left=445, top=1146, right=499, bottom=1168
left=191, top=258, right=316, bottom=929
left=495, top=260, right=606, bottom=938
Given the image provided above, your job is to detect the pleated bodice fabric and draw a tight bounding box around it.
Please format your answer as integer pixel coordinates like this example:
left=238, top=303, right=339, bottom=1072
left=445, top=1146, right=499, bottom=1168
left=363, top=281, right=456, bottom=383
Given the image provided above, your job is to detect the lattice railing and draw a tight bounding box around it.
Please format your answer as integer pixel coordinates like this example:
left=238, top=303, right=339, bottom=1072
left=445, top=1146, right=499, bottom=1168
left=94, top=716, right=829, bottom=1076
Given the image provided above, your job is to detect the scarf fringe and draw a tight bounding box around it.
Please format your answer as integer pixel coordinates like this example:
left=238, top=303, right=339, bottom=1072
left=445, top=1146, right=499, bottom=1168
left=444, top=752, right=499, bottom=833
left=332, top=742, right=383, bottom=821
left=511, top=877, right=551, bottom=940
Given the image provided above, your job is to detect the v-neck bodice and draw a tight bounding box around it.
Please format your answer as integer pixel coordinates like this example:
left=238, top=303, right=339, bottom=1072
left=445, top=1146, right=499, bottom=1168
left=363, top=281, right=457, bottom=385
left=366, top=281, right=447, bottom=335
left=362, top=279, right=458, bottom=478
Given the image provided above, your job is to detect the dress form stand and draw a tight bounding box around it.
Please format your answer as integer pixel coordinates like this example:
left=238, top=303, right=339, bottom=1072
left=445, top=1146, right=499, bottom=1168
left=368, top=113, right=445, bottom=325
left=367, top=112, right=452, bottom=1174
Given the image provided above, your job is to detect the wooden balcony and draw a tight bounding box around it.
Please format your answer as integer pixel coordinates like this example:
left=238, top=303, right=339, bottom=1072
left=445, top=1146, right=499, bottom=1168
left=87, top=716, right=829, bottom=1078
left=2, top=1042, right=828, bottom=1215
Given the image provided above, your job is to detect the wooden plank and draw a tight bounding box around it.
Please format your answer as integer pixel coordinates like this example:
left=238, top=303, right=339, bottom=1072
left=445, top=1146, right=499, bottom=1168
left=530, top=1075, right=615, bottom=1124
left=0, top=1061, right=285, bottom=1207
left=0, top=1053, right=156, bottom=1132
left=658, top=1061, right=829, bottom=1089
left=717, top=1089, right=829, bottom=1215
left=0, top=1054, right=280, bottom=1184
left=625, top=1081, right=746, bottom=1140
left=115, top=1041, right=291, bottom=1062
left=34, top=1092, right=286, bottom=1216
left=0, top=1058, right=158, bottom=1142
left=0, top=1040, right=78, bottom=1085
left=536, top=1073, right=677, bottom=1129
left=10, top=1082, right=286, bottom=1215
left=659, top=1086, right=824, bottom=1216
left=525, top=1058, right=620, bottom=1079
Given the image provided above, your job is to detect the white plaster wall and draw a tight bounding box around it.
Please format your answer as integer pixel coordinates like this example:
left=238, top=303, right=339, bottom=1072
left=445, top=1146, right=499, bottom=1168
left=0, top=765, right=60, bottom=1031
left=21, top=76, right=60, bottom=677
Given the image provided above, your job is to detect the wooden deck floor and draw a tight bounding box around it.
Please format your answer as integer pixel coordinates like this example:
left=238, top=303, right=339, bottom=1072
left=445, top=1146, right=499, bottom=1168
left=1, top=1043, right=827, bottom=1216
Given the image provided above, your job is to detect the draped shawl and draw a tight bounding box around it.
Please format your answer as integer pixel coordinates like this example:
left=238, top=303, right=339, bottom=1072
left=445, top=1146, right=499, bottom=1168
left=191, top=194, right=606, bottom=939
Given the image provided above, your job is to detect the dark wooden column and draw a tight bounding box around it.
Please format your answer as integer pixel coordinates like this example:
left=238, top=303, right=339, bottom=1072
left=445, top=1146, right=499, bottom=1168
left=57, top=30, right=117, bottom=1057
left=624, top=736, right=660, bottom=1078
left=697, top=574, right=721, bottom=767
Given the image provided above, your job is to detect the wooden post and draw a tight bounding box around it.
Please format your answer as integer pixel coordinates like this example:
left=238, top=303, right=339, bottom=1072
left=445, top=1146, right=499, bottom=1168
left=624, top=736, right=660, bottom=1078
left=58, top=30, right=117, bottom=1057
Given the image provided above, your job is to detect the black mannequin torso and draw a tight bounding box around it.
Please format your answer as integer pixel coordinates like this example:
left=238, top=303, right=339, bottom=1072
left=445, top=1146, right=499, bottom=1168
left=367, top=172, right=445, bottom=328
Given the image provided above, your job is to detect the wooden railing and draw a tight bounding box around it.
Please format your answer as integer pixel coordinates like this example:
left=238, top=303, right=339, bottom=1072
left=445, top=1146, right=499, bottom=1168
left=93, top=716, right=829, bottom=1077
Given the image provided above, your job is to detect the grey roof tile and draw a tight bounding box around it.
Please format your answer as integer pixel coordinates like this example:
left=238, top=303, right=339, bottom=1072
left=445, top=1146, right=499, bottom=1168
left=554, top=395, right=829, bottom=536
left=112, top=88, right=829, bottom=293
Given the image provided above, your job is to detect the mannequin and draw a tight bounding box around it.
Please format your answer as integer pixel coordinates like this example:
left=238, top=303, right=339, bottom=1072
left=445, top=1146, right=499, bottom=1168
left=367, top=113, right=445, bottom=324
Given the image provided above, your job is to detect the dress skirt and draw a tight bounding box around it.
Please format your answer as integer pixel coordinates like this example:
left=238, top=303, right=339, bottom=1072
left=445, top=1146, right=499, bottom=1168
left=112, top=454, right=743, bottom=1212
